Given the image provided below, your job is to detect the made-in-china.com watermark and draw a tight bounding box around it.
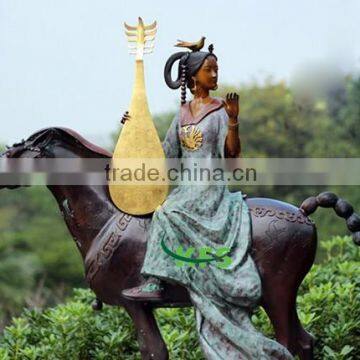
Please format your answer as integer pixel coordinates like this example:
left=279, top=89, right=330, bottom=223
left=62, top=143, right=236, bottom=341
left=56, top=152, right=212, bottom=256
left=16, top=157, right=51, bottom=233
left=1, top=157, right=360, bottom=186
left=105, top=160, right=256, bottom=185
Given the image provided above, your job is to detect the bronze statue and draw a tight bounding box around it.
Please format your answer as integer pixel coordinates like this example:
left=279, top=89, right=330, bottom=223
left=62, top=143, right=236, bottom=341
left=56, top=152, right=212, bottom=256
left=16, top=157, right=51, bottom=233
left=1, top=134, right=360, bottom=360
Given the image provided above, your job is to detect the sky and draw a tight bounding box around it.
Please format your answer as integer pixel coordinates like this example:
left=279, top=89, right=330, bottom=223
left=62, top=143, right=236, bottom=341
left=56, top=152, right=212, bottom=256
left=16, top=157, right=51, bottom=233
left=1, top=0, right=359, bottom=147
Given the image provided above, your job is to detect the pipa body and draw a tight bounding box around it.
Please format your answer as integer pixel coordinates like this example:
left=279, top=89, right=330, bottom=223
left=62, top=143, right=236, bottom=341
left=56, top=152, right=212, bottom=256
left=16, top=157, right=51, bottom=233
left=109, top=18, right=168, bottom=215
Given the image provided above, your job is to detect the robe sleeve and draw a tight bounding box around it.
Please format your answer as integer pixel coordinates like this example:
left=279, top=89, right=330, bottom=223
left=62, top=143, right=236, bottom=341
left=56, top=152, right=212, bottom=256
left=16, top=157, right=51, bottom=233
left=217, top=107, right=231, bottom=158
left=162, top=112, right=182, bottom=158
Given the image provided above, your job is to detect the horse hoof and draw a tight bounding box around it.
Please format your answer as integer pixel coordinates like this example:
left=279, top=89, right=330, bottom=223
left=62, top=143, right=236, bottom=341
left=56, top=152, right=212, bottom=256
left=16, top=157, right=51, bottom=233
left=92, top=298, right=103, bottom=311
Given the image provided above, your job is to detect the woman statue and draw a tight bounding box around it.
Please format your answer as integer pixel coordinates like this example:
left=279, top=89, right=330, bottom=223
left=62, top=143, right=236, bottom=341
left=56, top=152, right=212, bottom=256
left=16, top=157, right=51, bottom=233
left=122, top=40, right=293, bottom=359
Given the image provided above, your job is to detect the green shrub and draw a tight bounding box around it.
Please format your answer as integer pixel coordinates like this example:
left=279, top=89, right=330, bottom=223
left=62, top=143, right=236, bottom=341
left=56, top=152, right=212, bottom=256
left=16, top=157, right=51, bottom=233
left=0, top=236, right=359, bottom=359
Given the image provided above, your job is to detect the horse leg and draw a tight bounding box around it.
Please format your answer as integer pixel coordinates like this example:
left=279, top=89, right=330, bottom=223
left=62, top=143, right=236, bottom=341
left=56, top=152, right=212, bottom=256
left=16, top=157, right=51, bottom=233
left=292, top=309, right=315, bottom=360
left=262, top=289, right=298, bottom=355
left=262, top=287, right=315, bottom=360
left=124, top=302, right=169, bottom=360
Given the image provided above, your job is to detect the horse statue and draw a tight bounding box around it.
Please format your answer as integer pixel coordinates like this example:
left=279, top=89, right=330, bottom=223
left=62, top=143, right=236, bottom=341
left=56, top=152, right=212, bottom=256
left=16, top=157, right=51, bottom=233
left=1, top=127, right=359, bottom=360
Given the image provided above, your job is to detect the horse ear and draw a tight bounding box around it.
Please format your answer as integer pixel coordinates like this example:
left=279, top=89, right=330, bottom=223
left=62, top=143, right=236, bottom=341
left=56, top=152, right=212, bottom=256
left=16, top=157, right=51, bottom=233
left=43, top=129, right=56, bottom=145
left=32, top=128, right=57, bottom=148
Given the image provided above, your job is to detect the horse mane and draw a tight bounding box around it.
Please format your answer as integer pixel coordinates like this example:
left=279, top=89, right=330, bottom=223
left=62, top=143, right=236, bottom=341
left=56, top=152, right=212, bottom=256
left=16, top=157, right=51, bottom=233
left=26, top=127, right=112, bottom=158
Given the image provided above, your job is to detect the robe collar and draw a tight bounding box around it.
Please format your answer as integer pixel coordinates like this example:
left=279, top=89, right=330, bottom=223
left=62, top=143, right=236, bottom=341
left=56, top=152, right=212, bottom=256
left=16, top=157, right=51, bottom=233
left=180, top=97, right=224, bottom=126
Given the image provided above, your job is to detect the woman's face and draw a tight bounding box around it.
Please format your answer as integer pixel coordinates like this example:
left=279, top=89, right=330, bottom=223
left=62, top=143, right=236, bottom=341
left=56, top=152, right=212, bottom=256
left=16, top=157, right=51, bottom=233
left=194, top=56, right=218, bottom=91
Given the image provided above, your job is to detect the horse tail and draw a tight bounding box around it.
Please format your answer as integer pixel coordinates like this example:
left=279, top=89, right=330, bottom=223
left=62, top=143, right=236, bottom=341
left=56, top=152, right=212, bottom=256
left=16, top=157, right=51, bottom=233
left=300, top=191, right=360, bottom=246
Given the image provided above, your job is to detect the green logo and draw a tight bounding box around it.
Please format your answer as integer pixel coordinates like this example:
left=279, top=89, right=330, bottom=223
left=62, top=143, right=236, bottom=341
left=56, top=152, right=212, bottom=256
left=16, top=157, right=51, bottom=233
left=160, top=235, right=232, bottom=269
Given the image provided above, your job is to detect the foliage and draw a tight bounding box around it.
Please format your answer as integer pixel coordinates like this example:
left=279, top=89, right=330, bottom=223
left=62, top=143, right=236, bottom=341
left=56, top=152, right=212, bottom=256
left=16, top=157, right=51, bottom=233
left=0, top=236, right=358, bottom=359
left=253, top=235, right=360, bottom=359
left=0, top=187, right=84, bottom=329
left=0, top=75, right=359, bottom=330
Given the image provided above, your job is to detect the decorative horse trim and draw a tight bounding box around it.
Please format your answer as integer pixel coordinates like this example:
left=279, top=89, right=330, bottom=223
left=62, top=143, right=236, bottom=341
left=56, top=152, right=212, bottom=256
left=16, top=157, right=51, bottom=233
left=250, top=207, right=314, bottom=226
left=85, top=213, right=132, bottom=284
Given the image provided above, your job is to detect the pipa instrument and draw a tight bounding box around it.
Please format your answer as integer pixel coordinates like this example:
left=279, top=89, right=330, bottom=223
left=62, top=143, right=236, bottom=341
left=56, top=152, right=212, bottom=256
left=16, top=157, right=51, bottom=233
left=109, top=17, right=168, bottom=215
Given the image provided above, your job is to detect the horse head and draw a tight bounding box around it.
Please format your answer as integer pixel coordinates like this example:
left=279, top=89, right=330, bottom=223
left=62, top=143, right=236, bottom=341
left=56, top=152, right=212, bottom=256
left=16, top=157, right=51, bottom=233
left=0, top=127, right=112, bottom=190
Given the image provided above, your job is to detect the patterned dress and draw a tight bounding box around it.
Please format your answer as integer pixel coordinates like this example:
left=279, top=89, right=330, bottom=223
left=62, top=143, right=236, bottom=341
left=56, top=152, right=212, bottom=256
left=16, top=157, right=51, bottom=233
left=141, top=97, right=294, bottom=360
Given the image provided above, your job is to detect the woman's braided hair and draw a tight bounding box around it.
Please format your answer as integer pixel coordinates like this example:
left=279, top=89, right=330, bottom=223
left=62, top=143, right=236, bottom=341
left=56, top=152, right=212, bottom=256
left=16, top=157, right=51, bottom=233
left=180, top=57, right=189, bottom=105
left=164, top=44, right=216, bottom=105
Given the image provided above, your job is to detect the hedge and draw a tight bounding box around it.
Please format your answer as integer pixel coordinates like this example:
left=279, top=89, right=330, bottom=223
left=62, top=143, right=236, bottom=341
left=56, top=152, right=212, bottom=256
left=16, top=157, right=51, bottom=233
left=0, top=236, right=359, bottom=359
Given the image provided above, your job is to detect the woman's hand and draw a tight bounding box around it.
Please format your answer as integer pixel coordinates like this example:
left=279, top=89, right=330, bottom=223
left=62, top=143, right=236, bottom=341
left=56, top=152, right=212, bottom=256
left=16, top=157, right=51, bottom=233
left=120, top=111, right=131, bottom=124
left=223, top=93, right=239, bottom=119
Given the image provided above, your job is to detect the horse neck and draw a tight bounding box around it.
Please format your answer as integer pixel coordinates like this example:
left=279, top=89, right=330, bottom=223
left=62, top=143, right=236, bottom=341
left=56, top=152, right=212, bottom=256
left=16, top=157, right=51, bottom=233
left=47, top=184, right=118, bottom=258
left=45, top=141, right=120, bottom=259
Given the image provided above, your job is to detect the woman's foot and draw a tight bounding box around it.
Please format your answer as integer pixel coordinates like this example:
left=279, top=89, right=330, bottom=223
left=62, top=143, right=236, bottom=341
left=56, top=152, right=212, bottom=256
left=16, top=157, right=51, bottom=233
left=121, top=277, right=165, bottom=302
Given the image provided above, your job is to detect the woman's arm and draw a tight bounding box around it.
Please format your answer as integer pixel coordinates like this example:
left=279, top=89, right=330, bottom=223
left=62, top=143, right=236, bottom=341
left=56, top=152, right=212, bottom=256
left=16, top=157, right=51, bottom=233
left=223, top=93, right=241, bottom=158
left=225, top=117, right=241, bottom=158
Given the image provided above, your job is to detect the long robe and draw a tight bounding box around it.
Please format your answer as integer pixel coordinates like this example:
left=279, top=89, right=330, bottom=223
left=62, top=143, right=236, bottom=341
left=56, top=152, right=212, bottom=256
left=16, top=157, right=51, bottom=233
left=141, top=98, right=294, bottom=360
